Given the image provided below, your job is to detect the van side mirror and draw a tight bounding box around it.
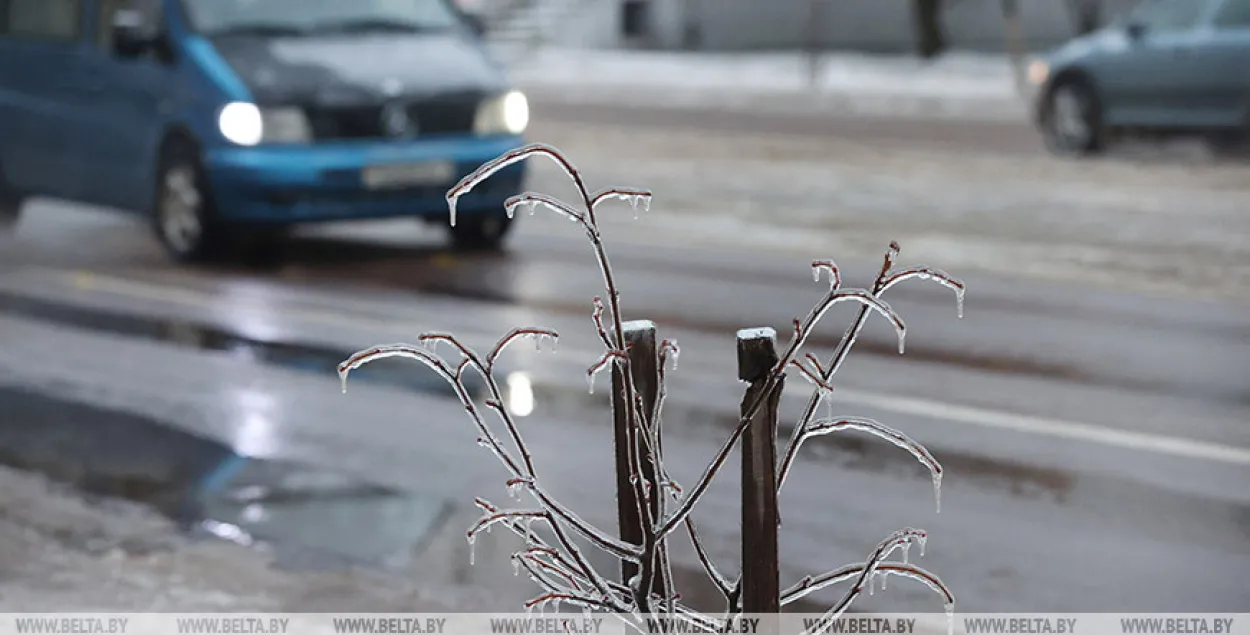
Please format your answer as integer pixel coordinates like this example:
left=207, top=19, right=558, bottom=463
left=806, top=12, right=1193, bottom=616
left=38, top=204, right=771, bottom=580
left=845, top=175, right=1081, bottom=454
left=111, top=8, right=156, bottom=58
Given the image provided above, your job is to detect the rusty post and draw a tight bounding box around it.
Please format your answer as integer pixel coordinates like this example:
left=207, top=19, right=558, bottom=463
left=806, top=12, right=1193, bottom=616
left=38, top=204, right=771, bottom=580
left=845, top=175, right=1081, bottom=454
left=737, top=327, right=783, bottom=618
left=611, top=320, right=663, bottom=593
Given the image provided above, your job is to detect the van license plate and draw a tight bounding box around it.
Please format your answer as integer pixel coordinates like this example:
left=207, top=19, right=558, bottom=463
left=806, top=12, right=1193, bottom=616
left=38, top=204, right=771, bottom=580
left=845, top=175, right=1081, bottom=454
left=362, top=160, right=455, bottom=190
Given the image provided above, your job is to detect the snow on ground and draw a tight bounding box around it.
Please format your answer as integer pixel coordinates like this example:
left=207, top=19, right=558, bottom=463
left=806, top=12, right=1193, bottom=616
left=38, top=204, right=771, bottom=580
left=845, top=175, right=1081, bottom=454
left=510, top=47, right=1030, bottom=120
left=0, top=465, right=461, bottom=611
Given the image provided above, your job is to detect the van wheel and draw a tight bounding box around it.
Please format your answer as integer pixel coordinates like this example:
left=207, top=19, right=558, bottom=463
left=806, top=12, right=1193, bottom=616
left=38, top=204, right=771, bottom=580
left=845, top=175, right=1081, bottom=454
left=1041, top=79, right=1105, bottom=156
left=153, top=140, right=231, bottom=263
left=448, top=211, right=513, bottom=251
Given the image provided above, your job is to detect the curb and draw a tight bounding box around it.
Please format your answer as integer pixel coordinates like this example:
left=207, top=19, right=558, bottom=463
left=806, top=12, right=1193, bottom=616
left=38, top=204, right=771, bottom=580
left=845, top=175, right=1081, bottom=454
left=519, top=83, right=1032, bottom=123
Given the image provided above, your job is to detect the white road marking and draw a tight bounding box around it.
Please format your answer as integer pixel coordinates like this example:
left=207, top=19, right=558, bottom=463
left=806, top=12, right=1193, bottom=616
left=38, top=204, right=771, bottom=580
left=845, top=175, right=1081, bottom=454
left=9, top=266, right=1250, bottom=467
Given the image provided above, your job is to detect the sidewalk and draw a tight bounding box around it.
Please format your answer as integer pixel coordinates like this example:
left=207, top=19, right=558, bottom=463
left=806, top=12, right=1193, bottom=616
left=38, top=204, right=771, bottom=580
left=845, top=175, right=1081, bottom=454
left=509, top=47, right=1032, bottom=121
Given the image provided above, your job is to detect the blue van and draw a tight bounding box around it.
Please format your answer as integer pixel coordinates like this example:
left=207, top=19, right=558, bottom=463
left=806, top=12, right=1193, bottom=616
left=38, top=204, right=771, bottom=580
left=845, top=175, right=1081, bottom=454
left=0, top=0, right=529, bottom=262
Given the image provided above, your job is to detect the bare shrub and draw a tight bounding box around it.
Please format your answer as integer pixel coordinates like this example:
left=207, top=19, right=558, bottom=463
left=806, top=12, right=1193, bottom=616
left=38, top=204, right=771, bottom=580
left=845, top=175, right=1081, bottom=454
left=338, top=144, right=964, bottom=632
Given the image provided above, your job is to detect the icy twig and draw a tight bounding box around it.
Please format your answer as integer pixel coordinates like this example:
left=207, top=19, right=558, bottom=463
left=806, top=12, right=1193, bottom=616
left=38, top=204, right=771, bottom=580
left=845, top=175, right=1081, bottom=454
left=468, top=509, right=548, bottom=540
left=591, top=187, right=654, bottom=217
left=789, top=359, right=836, bottom=394
left=591, top=297, right=614, bottom=350
left=476, top=499, right=624, bottom=608
left=781, top=562, right=953, bottom=607
left=684, top=518, right=732, bottom=598
left=805, top=529, right=930, bottom=633
left=338, top=344, right=526, bottom=477
left=446, top=143, right=590, bottom=226
left=526, top=592, right=616, bottom=613
left=811, top=259, right=842, bottom=291
left=880, top=266, right=967, bottom=319
left=803, top=289, right=907, bottom=355
left=587, top=349, right=629, bottom=395
left=506, top=192, right=587, bottom=225
left=489, top=327, right=560, bottom=369
left=778, top=417, right=943, bottom=513
left=511, top=479, right=644, bottom=561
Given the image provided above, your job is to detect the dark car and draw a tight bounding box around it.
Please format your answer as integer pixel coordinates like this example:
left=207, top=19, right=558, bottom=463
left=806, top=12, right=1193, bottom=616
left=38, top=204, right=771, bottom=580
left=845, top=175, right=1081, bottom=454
left=0, top=0, right=529, bottom=262
left=1028, top=0, right=1250, bottom=155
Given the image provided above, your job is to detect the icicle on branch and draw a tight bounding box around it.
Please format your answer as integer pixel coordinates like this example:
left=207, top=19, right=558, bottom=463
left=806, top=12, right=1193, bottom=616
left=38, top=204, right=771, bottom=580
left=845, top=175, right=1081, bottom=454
left=488, top=327, right=560, bottom=369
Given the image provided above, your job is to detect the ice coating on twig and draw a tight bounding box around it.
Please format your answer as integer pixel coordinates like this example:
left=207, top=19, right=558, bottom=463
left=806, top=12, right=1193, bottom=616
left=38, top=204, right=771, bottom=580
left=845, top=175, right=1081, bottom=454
left=592, top=187, right=653, bottom=220
left=781, top=563, right=953, bottom=607
left=446, top=143, right=583, bottom=226
left=806, top=289, right=907, bottom=355
left=586, top=350, right=628, bottom=395
left=881, top=266, right=967, bottom=319
left=505, top=192, right=585, bottom=224
left=811, top=260, right=842, bottom=291
left=489, top=327, right=560, bottom=368
left=800, top=417, right=942, bottom=512
left=338, top=343, right=447, bottom=393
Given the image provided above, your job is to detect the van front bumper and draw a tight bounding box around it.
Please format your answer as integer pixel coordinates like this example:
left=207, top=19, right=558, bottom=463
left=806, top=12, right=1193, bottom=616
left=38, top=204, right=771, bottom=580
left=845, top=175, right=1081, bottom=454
left=201, top=135, right=526, bottom=224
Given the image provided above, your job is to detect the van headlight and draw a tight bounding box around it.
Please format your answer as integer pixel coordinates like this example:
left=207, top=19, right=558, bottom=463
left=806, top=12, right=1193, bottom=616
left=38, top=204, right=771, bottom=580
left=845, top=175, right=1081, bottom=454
left=474, top=90, right=529, bottom=136
left=218, top=102, right=311, bottom=146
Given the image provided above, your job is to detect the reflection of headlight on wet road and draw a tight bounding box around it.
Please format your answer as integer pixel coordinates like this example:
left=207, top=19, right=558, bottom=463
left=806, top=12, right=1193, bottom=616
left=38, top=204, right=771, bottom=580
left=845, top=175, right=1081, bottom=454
left=506, top=371, right=535, bottom=417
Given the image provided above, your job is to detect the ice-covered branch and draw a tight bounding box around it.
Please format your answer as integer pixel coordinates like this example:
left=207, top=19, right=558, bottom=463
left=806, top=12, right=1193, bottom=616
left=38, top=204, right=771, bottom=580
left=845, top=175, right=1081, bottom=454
left=811, top=260, right=842, bottom=291
left=339, top=343, right=528, bottom=477
left=592, top=187, right=653, bottom=216
left=880, top=266, right=967, bottom=318
left=803, top=289, right=907, bottom=355
left=591, top=297, right=614, bottom=350
left=506, top=192, right=587, bottom=225
left=488, top=327, right=560, bottom=369
left=513, top=479, right=644, bottom=561
left=778, top=417, right=943, bottom=512
left=684, top=518, right=732, bottom=598
left=587, top=349, right=629, bottom=395
left=805, top=529, right=931, bottom=633
left=525, top=592, right=617, bottom=613
left=781, top=562, right=953, bottom=607
left=446, top=143, right=593, bottom=226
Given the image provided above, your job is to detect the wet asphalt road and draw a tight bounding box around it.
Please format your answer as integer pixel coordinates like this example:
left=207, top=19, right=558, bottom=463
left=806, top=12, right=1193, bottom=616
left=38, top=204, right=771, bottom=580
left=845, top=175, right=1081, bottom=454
left=0, top=104, right=1248, bottom=612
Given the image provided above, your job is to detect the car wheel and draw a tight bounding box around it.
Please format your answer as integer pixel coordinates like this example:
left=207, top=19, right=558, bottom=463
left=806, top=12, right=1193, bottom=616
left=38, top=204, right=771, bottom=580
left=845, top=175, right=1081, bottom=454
left=1041, top=79, right=1105, bottom=156
left=153, top=139, right=231, bottom=263
left=0, top=165, right=24, bottom=231
left=448, top=211, right=513, bottom=251
left=1205, top=129, right=1250, bottom=160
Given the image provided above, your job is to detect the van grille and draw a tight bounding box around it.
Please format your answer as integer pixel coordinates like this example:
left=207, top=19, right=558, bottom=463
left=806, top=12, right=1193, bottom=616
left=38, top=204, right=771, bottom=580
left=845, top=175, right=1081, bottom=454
left=305, top=94, right=481, bottom=141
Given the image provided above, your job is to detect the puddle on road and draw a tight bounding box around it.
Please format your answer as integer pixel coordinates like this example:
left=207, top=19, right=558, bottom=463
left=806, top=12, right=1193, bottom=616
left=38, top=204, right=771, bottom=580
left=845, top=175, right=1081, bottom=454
left=0, top=385, right=840, bottom=613
left=0, top=385, right=450, bottom=571
left=0, top=288, right=1076, bottom=504
left=0, top=291, right=486, bottom=398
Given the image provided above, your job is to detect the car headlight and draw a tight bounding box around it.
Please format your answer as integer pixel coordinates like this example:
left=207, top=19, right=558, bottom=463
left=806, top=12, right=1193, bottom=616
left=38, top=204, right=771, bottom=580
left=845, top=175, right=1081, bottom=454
left=474, top=90, right=529, bottom=135
left=218, top=102, right=311, bottom=146
left=1026, top=59, right=1050, bottom=86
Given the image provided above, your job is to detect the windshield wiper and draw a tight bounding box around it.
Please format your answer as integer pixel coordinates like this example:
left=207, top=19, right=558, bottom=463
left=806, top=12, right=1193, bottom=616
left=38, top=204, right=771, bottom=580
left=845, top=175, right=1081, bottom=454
left=307, top=18, right=441, bottom=34
left=209, top=23, right=308, bottom=37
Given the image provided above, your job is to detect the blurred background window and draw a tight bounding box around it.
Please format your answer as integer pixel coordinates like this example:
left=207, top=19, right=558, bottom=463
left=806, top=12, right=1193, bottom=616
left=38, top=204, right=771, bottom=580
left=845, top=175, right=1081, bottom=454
left=1212, top=0, right=1250, bottom=28
left=0, top=0, right=82, bottom=40
left=96, top=0, right=160, bottom=49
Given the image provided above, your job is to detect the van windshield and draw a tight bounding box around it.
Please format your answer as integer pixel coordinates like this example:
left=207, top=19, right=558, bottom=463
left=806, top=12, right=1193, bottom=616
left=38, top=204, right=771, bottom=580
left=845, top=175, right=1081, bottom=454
left=182, top=0, right=463, bottom=36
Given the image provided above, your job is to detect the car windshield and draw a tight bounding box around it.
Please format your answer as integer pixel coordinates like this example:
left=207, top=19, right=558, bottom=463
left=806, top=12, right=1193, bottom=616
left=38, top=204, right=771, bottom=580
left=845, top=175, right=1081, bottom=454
left=182, top=0, right=462, bottom=36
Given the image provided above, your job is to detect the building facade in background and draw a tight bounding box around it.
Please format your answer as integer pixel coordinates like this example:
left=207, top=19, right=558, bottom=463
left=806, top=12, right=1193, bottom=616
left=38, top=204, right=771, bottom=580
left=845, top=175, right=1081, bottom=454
left=536, top=0, right=1145, bottom=53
